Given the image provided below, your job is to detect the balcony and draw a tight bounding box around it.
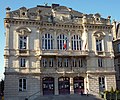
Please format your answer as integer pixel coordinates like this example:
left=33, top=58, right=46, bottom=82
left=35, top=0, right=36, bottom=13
left=40, top=50, right=89, bottom=56
left=87, top=67, right=115, bottom=74
left=4, top=49, right=9, bottom=57
left=16, top=49, right=30, bottom=56
left=41, top=66, right=87, bottom=75
left=5, top=67, right=41, bottom=73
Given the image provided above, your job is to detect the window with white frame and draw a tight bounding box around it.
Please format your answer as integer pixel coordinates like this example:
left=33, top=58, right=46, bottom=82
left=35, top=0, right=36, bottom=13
left=96, top=39, right=102, bottom=51
left=57, top=34, right=67, bottom=50
left=19, top=78, right=27, bottom=91
left=19, top=36, right=27, bottom=49
left=117, top=43, right=120, bottom=52
left=58, top=58, right=62, bottom=67
left=42, top=58, right=47, bottom=67
left=20, top=58, right=26, bottom=67
left=64, top=58, right=69, bottom=67
left=73, top=58, right=77, bottom=67
left=99, top=76, right=105, bottom=89
left=79, top=58, right=83, bottom=67
left=42, top=34, right=53, bottom=50
left=49, top=58, right=54, bottom=67
left=98, top=57, right=103, bottom=67
left=71, top=35, right=82, bottom=50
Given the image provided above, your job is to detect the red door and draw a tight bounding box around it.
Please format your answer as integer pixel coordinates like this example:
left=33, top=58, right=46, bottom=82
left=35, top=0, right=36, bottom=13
left=42, top=77, right=54, bottom=95
left=73, top=76, right=84, bottom=94
left=58, top=77, right=70, bottom=95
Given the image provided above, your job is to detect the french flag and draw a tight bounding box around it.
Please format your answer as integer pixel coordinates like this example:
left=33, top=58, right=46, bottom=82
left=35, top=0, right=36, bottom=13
left=63, top=39, right=67, bottom=50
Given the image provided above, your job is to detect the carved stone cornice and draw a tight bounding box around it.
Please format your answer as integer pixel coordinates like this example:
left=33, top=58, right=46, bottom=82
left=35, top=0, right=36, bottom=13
left=4, top=18, right=112, bottom=31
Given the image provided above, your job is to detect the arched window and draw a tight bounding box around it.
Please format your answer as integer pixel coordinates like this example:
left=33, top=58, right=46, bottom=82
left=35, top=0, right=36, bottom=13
left=71, top=35, right=82, bottom=50
left=42, top=34, right=53, bottom=50
left=57, top=34, right=68, bottom=50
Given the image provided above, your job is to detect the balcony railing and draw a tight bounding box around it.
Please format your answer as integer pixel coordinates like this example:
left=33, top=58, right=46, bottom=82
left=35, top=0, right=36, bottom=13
left=87, top=67, right=115, bottom=73
left=40, top=50, right=89, bottom=56
left=5, top=67, right=41, bottom=73
left=16, top=49, right=30, bottom=56
left=41, top=66, right=87, bottom=74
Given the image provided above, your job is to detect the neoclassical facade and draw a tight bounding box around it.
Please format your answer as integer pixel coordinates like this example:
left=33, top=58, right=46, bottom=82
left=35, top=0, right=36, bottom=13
left=4, top=4, right=116, bottom=100
left=113, top=21, right=120, bottom=90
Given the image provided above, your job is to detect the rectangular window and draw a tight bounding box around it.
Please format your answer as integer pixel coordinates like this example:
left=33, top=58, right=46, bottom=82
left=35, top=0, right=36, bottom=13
left=20, top=58, right=26, bottom=67
left=42, top=58, right=47, bottom=67
left=99, top=77, right=105, bottom=91
left=117, top=43, right=120, bottom=52
left=79, top=59, right=83, bottom=67
left=19, top=36, right=27, bottom=49
left=73, top=59, right=77, bottom=67
left=19, top=78, right=27, bottom=91
left=49, top=58, right=54, bottom=67
left=96, top=39, right=102, bottom=51
left=98, top=58, right=103, bottom=67
left=64, top=58, right=68, bottom=67
left=58, top=58, right=62, bottom=67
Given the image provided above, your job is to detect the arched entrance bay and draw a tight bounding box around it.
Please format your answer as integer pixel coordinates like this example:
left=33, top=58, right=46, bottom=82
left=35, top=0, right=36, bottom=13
left=58, top=77, right=70, bottom=95
left=42, top=77, right=54, bottom=95
left=73, top=76, right=84, bottom=94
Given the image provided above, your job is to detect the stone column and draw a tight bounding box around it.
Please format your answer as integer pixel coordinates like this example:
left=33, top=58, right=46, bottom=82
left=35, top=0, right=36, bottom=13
left=70, top=77, right=74, bottom=94
left=36, top=57, right=41, bottom=72
left=39, top=28, right=42, bottom=50
left=40, top=76, right=43, bottom=95
left=68, top=31, right=71, bottom=50
left=5, top=24, right=10, bottom=49
left=36, top=28, right=40, bottom=50
left=54, top=30, right=57, bottom=50
left=55, top=76, right=59, bottom=95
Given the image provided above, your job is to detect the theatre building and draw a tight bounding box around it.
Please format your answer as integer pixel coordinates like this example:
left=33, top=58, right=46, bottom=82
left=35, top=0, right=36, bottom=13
left=4, top=4, right=116, bottom=100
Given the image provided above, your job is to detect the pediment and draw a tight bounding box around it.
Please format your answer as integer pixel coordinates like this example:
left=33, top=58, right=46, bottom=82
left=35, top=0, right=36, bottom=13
left=54, top=6, right=71, bottom=12
left=16, top=27, right=31, bottom=35
left=94, top=31, right=105, bottom=39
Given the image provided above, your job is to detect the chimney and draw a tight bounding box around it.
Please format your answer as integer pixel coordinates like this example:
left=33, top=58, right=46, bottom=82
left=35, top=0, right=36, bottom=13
left=52, top=4, right=59, bottom=9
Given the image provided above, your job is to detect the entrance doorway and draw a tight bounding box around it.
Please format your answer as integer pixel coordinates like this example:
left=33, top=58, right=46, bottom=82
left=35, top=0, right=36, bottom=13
left=42, top=77, right=54, bottom=95
left=73, top=76, right=84, bottom=94
left=58, top=77, right=70, bottom=95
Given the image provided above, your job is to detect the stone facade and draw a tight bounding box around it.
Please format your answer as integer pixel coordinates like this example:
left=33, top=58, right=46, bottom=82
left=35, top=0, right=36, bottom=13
left=4, top=4, right=116, bottom=100
left=113, top=21, right=120, bottom=90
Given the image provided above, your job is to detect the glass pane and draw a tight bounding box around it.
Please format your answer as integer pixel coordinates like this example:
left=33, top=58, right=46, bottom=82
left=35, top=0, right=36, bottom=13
left=48, top=40, right=50, bottom=49
left=45, top=40, right=47, bottom=49
left=51, top=40, right=53, bottom=49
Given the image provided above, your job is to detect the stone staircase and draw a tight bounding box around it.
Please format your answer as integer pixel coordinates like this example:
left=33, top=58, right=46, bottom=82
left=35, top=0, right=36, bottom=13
left=31, top=94, right=103, bottom=100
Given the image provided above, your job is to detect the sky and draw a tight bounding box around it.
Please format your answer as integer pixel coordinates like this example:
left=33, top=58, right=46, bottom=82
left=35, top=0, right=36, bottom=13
left=0, top=0, right=120, bottom=80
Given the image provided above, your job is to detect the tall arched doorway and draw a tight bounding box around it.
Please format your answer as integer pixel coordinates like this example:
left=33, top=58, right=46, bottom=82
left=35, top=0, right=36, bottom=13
left=42, top=77, right=54, bottom=95
left=73, top=76, right=84, bottom=94
left=58, top=77, right=70, bottom=95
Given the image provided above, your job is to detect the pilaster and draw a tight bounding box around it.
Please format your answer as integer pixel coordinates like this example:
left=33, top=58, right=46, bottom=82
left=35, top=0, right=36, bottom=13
left=68, top=31, right=71, bottom=50
left=54, top=30, right=57, bottom=49
left=55, top=76, right=59, bottom=95
left=70, top=77, right=74, bottom=94
left=5, top=24, right=10, bottom=49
